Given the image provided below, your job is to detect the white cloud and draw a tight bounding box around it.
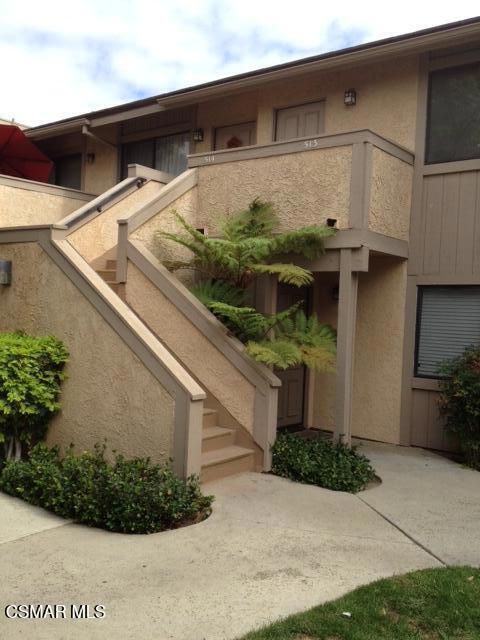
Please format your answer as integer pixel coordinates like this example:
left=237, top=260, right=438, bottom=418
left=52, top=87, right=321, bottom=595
left=0, top=0, right=478, bottom=125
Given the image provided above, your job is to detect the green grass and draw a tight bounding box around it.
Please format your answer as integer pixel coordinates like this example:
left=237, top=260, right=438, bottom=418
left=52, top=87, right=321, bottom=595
left=239, top=567, right=480, bottom=640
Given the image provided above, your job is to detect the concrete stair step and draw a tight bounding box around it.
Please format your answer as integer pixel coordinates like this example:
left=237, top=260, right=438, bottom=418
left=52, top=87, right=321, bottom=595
left=97, top=269, right=117, bottom=282
left=202, top=408, right=218, bottom=429
left=201, top=445, right=255, bottom=483
left=202, top=426, right=236, bottom=452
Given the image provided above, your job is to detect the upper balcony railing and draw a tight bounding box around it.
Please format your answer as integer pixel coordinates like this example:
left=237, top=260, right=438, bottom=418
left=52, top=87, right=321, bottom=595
left=187, top=129, right=414, bottom=244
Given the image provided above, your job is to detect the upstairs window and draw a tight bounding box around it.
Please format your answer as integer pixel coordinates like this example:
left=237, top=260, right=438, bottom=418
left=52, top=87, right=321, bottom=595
left=426, top=62, right=480, bottom=164
left=415, top=286, right=480, bottom=378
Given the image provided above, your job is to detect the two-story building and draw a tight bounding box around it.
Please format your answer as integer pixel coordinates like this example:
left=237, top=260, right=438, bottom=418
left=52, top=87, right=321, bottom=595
left=1, top=16, right=479, bottom=480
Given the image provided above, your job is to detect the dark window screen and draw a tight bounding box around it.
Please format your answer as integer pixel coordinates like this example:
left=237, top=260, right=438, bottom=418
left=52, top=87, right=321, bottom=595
left=426, top=63, right=480, bottom=164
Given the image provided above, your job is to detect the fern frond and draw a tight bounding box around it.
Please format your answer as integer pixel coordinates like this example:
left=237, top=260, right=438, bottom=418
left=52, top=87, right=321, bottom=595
left=223, top=198, right=278, bottom=240
left=246, top=340, right=302, bottom=369
left=207, top=302, right=270, bottom=342
left=270, top=226, right=336, bottom=260
left=190, top=279, right=245, bottom=307
left=251, top=263, right=314, bottom=287
left=300, top=345, right=336, bottom=372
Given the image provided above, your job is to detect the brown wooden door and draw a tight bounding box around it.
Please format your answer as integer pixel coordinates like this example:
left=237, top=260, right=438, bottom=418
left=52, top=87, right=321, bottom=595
left=275, top=101, right=325, bottom=142
left=214, top=122, right=256, bottom=150
left=276, top=283, right=310, bottom=428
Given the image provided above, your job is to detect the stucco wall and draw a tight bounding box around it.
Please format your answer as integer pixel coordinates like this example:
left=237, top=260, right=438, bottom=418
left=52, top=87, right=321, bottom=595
left=352, top=256, right=407, bottom=443
left=131, top=187, right=198, bottom=286
left=195, top=55, right=418, bottom=152
left=0, top=183, right=90, bottom=227
left=195, top=90, right=259, bottom=153
left=368, top=148, right=413, bottom=240
left=125, top=261, right=255, bottom=433
left=83, top=125, right=119, bottom=195
left=68, top=180, right=164, bottom=264
left=196, top=147, right=352, bottom=234
left=0, top=242, right=175, bottom=462
left=312, top=256, right=407, bottom=444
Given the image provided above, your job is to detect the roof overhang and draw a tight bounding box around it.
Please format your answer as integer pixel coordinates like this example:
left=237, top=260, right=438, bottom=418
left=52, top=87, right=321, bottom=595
left=25, top=17, right=480, bottom=140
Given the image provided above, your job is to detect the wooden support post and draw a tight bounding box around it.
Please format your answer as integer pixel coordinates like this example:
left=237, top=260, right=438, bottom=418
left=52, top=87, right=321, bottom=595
left=334, top=249, right=358, bottom=444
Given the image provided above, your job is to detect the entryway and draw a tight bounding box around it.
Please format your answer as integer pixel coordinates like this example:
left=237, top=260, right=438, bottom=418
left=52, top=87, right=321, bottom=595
left=276, top=282, right=311, bottom=428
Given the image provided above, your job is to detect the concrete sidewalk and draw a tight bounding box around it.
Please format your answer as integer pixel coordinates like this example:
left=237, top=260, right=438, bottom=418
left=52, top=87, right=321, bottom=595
left=0, top=442, right=477, bottom=639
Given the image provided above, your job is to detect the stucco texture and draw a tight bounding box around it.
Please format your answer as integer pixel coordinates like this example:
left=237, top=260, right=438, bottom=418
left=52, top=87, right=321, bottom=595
left=126, top=261, right=255, bottom=433
left=195, top=90, right=258, bottom=153
left=0, top=184, right=88, bottom=227
left=313, top=257, right=407, bottom=444
left=0, top=242, right=175, bottom=463
left=194, top=56, right=418, bottom=152
left=68, top=180, right=164, bottom=264
left=368, top=148, right=413, bottom=241
left=196, top=147, right=352, bottom=234
left=131, top=188, right=198, bottom=286
left=83, top=125, right=119, bottom=195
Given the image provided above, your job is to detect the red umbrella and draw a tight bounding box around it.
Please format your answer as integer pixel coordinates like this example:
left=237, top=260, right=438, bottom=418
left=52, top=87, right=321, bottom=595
left=0, top=124, right=53, bottom=183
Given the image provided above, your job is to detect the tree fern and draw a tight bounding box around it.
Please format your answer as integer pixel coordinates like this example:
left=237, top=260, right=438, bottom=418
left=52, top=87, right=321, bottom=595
left=246, top=340, right=302, bottom=370
left=190, top=279, right=245, bottom=307
left=251, top=263, right=314, bottom=286
left=157, top=199, right=338, bottom=373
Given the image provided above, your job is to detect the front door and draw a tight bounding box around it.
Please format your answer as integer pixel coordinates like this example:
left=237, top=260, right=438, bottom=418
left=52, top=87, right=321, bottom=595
left=276, top=283, right=310, bottom=428
left=275, top=100, right=325, bottom=142
left=214, top=122, right=256, bottom=150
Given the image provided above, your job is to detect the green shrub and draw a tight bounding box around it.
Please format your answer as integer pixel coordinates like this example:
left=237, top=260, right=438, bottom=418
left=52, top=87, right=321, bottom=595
left=0, top=443, right=213, bottom=534
left=438, top=345, right=480, bottom=470
left=271, top=433, right=376, bottom=493
left=0, top=332, right=68, bottom=461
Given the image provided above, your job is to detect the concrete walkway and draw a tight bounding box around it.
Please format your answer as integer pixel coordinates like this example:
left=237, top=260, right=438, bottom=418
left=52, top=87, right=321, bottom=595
left=0, top=442, right=478, bottom=640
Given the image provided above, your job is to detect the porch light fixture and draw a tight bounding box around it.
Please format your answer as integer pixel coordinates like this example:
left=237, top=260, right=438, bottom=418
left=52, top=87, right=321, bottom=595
left=344, top=89, right=357, bottom=106
left=0, top=260, right=12, bottom=286
left=192, top=128, right=204, bottom=142
left=86, top=153, right=96, bottom=164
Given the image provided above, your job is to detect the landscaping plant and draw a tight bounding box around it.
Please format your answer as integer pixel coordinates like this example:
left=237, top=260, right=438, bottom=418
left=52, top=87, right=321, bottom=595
left=271, top=432, right=376, bottom=493
left=158, top=198, right=337, bottom=372
left=0, top=443, right=214, bottom=534
left=0, top=332, right=68, bottom=462
left=438, top=345, right=480, bottom=470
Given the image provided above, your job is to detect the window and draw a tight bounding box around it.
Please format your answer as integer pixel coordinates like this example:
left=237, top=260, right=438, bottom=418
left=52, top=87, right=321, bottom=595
left=426, top=62, right=480, bottom=164
left=415, top=286, right=480, bottom=378
left=122, top=132, right=190, bottom=178
left=53, top=154, right=82, bottom=190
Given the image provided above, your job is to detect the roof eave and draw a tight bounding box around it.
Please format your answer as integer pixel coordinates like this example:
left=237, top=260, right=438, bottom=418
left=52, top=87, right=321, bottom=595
left=25, top=17, right=480, bottom=140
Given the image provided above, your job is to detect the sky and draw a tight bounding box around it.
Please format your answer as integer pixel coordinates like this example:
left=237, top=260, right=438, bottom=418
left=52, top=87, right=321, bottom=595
left=1, top=1, right=479, bottom=127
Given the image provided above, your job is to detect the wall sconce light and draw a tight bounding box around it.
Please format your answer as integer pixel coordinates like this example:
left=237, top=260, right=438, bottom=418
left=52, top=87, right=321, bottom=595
left=331, top=285, right=339, bottom=302
left=192, top=128, right=204, bottom=142
left=86, top=153, right=96, bottom=164
left=0, top=260, right=12, bottom=286
left=344, top=89, right=357, bottom=106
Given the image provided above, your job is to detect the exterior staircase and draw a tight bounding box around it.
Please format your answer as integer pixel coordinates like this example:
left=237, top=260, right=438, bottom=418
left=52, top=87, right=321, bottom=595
left=95, top=257, right=256, bottom=483
left=201, top=408, right=255, bottom=482
left=95, top=258, right=124, bottom=297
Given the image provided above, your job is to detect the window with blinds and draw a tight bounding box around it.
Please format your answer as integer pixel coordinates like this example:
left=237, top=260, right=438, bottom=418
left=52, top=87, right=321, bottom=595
left=415, top=286, right=480, bottom=378
left=121, top=131, right=190, bottom=178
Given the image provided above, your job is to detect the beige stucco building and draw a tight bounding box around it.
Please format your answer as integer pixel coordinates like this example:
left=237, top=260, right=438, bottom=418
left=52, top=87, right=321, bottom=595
left=1, top=17, right=480, bottom=479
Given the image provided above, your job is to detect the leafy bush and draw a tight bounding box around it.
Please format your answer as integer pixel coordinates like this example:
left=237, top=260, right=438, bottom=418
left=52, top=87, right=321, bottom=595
left=438, top=345, right=480, bottom=470
left=0, top=443, right=214, bottom=534
left=0, top=332, right=68, bottom=461
left=271, top=433, right=376, bottom=493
